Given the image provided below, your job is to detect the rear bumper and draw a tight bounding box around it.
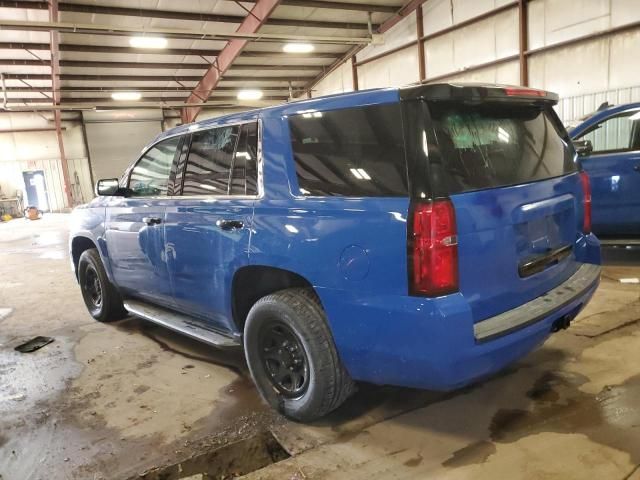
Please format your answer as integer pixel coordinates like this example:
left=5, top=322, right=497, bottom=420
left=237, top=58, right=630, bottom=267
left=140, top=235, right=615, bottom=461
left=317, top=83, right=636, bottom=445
left=317, top=261, right=601, bottom=391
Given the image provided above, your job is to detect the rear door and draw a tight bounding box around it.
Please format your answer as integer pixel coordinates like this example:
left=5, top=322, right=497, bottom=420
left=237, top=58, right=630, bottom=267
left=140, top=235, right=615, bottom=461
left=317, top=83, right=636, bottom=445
left=164, top=121, right=259, bottom=333
left=104, top=135, right=182, bottom=307
left=416, top=96, right=585, bottom=321
left=573, top=108, right=640, bottom=235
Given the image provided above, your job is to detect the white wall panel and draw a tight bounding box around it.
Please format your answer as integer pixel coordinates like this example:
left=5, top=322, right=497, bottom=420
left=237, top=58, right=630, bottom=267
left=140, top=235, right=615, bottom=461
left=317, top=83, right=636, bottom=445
left=358, top=13, right=417, bottom=61
left=358, top=47, right=420, bottom=90
left=439, top=60, right=520, bottom=85
left=609, top=30, right=640, bottom=89
left=313, top=61, right=354, bottom=97
left=527, top=40, right=603, bottom=96
left=425, top=8, right=518, bottom=80
left=0, top=113, right=92, bottom=210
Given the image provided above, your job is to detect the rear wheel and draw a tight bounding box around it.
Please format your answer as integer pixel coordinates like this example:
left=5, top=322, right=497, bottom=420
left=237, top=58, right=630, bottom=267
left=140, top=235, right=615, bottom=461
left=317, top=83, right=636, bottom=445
left=244, top=288, right=354, bottom=422
left=78, top=248, right=127, bottom=322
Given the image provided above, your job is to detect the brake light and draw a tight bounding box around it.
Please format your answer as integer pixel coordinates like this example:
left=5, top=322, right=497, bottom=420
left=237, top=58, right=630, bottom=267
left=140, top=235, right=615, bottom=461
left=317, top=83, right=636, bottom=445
left=504, top=87, right=547, bottom=97
left=580, top=171, right=592, bottom=234
left=409, top=199, right=459, bottom=296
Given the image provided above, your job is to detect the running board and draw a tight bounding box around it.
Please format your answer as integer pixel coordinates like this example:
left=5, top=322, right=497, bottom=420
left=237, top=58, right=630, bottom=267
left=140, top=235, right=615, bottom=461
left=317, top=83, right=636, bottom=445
left=123, top=299, right=240, bottom=348
left=600, top=238, right=640, bottom=246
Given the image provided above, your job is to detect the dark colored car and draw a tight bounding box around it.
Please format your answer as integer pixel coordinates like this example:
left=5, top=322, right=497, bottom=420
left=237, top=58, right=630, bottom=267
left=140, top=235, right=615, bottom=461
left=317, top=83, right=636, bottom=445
left=570, top=102, right=640, bottom=236
left=70, top=83, right=601, bottom=421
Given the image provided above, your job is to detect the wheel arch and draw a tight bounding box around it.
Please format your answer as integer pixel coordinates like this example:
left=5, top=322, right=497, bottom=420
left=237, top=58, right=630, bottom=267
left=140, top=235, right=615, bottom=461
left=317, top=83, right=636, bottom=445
left=71, top=235, right=98, bottom=278
left=231, top=265, right=316, bottom=333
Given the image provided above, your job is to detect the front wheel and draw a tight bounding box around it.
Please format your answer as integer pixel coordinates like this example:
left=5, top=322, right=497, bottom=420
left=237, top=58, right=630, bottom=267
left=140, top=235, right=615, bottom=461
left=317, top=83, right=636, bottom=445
left=243, top=288, right=354, bottom=422
left=78, top=248, right=127, bottom=322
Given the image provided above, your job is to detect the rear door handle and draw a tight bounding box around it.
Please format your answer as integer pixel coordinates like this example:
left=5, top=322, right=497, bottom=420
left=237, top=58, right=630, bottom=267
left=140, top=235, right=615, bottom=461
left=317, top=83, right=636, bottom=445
left=216, top=219, right=244, bottom=231
left=142, top=216, right=162, bottom=226
left=634, top=164, right=640, bottom=172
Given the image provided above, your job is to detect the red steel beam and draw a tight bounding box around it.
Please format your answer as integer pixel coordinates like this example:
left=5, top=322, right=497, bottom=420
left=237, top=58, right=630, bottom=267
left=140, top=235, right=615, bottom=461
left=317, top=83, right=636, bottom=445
left=48, top=0, right=73, bottom=208
left=181, top=0, right=282, bottom=123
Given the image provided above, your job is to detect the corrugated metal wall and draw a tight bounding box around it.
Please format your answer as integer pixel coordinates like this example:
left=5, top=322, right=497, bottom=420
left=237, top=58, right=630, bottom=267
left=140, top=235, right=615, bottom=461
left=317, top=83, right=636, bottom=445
left=556, top=86, right=640, bottom=125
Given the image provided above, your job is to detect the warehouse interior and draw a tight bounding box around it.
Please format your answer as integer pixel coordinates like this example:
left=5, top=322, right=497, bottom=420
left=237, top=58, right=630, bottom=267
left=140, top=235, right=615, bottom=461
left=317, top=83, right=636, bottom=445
left=1, top=0, right=640, bottom=479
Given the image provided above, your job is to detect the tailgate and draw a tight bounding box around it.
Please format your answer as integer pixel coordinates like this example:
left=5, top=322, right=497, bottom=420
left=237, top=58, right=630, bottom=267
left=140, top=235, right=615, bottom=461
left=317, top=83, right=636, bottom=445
left=452, top=173, right=584, bottom=322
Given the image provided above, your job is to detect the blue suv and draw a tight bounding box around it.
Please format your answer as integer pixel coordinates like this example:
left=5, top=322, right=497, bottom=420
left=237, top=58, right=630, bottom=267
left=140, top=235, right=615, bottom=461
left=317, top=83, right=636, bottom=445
left=570, top=102, right=640, bottom=236
left=70, top=83, right=601, bottom=421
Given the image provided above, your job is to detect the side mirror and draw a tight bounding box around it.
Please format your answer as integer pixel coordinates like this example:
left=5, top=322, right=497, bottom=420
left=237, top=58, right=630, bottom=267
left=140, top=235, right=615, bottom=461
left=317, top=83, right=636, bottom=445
left=95, top=178, right=121, bottom=196
left=573, top=139, right=593, bottom=157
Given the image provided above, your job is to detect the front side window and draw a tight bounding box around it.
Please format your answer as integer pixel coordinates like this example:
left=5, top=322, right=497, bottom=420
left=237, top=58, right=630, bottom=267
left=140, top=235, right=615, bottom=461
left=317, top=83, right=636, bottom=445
left=128, top=136, right=181, bottom=197
left=576, top=110, right=640, bottom=154
left=182, top=126, right=239, bottom=195
left=288, top=103, right=407, bottom=197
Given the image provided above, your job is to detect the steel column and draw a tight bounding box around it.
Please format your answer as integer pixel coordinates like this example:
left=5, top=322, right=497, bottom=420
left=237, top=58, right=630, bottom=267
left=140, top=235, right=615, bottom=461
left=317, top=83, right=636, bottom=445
left=48, top=0, right=73, bottom=208
left=416, top=4, right=425, bottom=81
left=519, top=0, right=529, bottom=86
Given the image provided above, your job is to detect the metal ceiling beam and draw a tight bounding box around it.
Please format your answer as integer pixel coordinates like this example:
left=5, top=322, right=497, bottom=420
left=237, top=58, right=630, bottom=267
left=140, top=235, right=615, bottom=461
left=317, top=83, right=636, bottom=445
left=2, top=73, right=313, bottom=82
left=243, top=0, right=398, bottom=12
left=0, top=0, right=378, bottom=30
left=302, top=0, right=428, bottom=96
left=0, top=19, right=372, bottom=44
left=182, top=0, right=282, bottom=123
left=48, top=0, right=73, bottom=208
left=10, top=96, right=288, bottom=103
left=5, top=86, right=306, bottom=93
left=0, top=59, right=321, bottom=71
left=0, top=42, right=341, bottom=59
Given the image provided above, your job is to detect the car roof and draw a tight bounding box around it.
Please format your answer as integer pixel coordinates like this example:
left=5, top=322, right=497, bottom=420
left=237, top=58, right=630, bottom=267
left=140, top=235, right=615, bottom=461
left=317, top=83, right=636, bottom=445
left=146, top=82, right=559, bottom=150
left=570, top=101, right=640, bottom=137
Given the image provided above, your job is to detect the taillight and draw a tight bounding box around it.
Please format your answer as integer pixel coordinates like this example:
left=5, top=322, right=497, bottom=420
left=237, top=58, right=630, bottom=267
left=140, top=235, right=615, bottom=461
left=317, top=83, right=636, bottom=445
left=580, top=171, right=592, bottom=234
left=409, top=199, right=459, bottom=296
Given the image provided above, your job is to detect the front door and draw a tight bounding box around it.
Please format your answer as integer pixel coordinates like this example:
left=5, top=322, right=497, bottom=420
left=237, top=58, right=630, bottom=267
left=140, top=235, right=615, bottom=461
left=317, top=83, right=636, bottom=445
left=165, top=121, right=259, bottom=333
left=575, top=108, right=640, bottom=235
left=104, top=135, right=183, bottom=307
left=22, top=170, right=49, bottom=211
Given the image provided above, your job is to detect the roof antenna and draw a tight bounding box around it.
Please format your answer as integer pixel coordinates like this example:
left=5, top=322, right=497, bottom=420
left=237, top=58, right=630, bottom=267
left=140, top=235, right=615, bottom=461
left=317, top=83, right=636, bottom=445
left=288, top=81, right=293, bottom=102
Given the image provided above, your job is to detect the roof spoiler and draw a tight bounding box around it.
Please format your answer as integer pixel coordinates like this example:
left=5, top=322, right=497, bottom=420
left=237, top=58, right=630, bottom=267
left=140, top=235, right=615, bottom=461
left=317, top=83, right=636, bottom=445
left=400, top=83, right=559, bottom=104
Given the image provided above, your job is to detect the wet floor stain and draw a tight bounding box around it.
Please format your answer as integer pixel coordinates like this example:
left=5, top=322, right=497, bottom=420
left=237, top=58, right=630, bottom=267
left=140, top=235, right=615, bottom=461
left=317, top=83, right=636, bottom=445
left=403, top=453, right=423, bottom=467
left=442, top=440, right=497, bottom=468
left=490, top=372, right=640, bottom=463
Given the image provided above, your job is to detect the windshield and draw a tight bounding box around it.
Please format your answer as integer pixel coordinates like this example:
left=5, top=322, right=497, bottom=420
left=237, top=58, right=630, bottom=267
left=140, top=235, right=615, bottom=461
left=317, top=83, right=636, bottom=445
left=426, top=101, right=577, bottom=195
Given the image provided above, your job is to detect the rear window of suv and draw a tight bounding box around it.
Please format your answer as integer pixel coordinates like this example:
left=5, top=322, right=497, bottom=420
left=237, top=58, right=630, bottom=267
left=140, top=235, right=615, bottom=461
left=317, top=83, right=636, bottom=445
left=288, top=103, right=407, bottom=197
left=426, top=102, right=577, bottom=195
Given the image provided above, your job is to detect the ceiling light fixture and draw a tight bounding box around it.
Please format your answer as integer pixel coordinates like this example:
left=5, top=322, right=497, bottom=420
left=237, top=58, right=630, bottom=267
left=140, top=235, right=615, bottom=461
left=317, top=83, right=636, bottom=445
left=283, top=43, right=315, bottom=54
left=129, top=36, right=168, bottom=49
left=237, top=89, right=263, bottom=101
left=111, top=91, right=142, bottom=101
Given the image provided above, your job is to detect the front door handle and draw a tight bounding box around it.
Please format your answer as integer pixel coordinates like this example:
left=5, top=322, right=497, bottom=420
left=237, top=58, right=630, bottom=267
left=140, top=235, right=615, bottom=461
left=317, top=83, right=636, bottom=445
left=216, top=219, right=244, bottom=231
left=634, top=164, right=640, bottom=172
left=142, top=216, right=162, bottom=226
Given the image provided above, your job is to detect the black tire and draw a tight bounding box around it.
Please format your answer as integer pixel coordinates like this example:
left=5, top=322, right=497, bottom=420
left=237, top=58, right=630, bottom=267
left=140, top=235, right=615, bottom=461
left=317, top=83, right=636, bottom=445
left=243, top=288, right=355, bottom=422
left=78, top=248, right=127, bottom=322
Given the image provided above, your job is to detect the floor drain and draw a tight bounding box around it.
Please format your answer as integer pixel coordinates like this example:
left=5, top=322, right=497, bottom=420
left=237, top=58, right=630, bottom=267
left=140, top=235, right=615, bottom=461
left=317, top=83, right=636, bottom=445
left=136, top=431, right=290, bottom=480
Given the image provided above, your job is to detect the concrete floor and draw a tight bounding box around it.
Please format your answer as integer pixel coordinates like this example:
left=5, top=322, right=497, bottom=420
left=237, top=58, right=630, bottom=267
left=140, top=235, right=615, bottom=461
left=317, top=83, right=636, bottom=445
left=0, top=214, right=639, bottom=480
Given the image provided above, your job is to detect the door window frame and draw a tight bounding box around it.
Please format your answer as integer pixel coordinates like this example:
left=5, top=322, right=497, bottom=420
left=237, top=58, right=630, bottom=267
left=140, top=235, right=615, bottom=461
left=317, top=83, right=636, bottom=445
left=121, top=134, right=187, bottom=198
left=575, top=108, right=640, bottom=157
left=172, top=118, right=263, bottom=199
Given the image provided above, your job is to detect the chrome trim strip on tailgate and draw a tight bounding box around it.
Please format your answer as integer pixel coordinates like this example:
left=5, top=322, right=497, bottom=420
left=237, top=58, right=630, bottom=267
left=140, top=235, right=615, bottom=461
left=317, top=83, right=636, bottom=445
left=474, top=263, right=601, bottom=343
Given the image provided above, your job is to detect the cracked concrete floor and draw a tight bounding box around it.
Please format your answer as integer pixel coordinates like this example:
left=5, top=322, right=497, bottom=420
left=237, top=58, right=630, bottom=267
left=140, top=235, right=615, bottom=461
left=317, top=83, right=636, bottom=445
left=1, top=214, right=639, bottom=480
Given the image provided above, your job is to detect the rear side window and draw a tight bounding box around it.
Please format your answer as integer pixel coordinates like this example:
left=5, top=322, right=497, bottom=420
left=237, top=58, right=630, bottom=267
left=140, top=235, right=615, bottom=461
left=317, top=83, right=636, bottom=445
left=183, top=126, right=239, bottom=195
left=230, top=122, right=259, bottom=196
left=427, top=102, right=576, bottom=195
left=288, top=103, right=407, bottom=197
